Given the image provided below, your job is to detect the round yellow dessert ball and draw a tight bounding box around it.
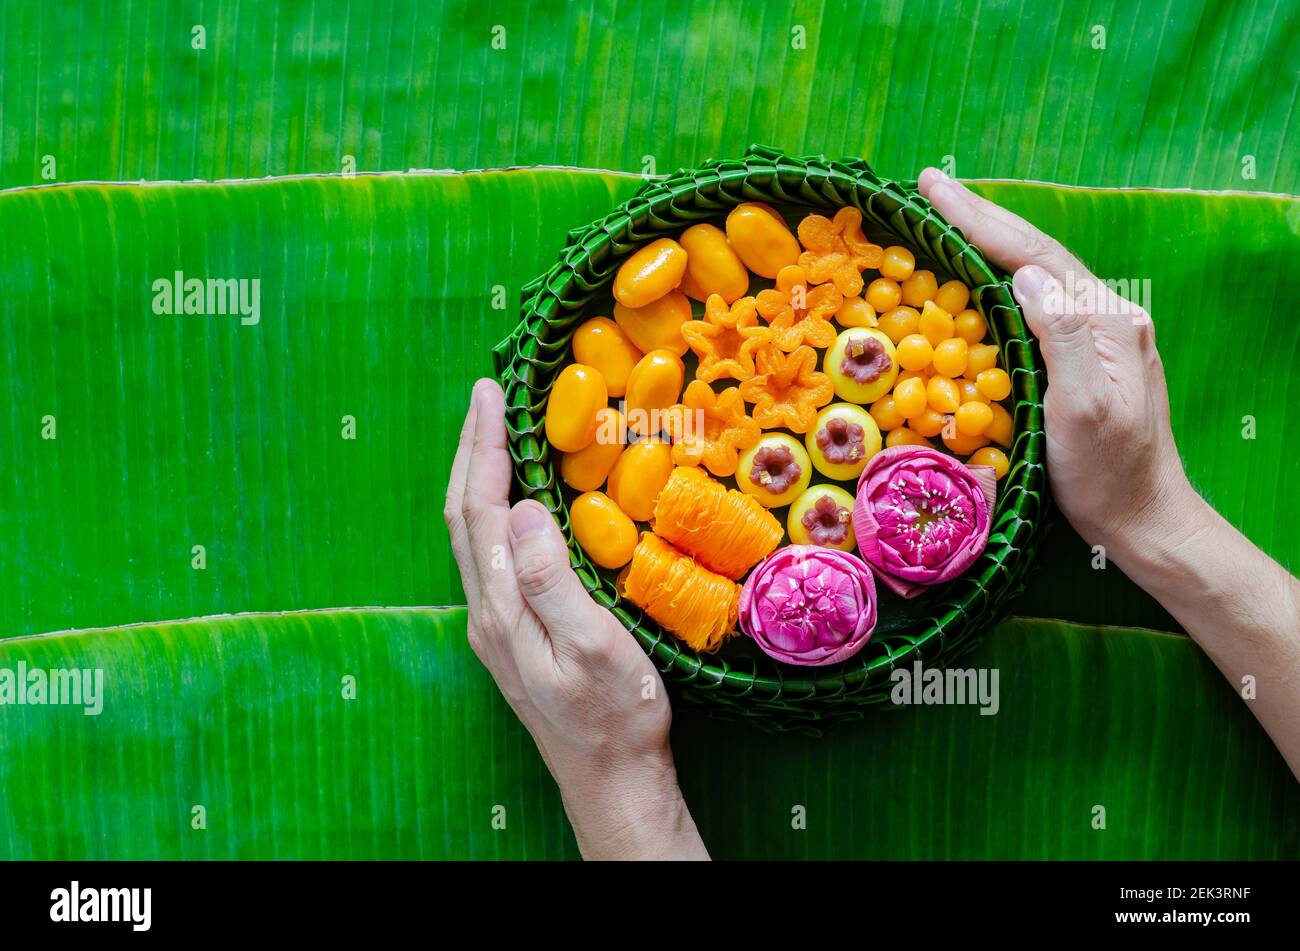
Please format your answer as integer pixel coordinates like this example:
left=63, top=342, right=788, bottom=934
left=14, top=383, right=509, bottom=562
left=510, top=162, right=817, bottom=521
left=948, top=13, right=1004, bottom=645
left=968, top=445, right=1011, bottom=479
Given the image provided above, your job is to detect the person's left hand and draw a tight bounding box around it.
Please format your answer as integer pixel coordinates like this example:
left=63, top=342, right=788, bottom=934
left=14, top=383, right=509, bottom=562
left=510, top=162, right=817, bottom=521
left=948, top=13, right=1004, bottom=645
left=444, top=378, right=708, bottom=860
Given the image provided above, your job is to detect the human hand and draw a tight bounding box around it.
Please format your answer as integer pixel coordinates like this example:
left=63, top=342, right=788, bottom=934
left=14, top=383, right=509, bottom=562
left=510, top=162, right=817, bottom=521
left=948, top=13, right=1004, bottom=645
left=444, top=378, right=708, bottom=860
left=918, top=170, right=1300, bottom=777
left=917, top=167, right=1205, bottom=564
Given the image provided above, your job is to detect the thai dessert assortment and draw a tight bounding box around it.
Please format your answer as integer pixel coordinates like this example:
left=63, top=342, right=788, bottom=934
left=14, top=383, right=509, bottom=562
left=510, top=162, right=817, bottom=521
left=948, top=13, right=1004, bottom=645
left=543, top=203, right=1012, bottom=666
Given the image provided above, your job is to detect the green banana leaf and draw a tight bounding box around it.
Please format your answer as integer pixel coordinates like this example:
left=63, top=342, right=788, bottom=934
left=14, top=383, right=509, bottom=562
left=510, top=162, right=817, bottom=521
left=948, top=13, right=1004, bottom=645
left=4, top=0, right=1298, bottom=861
left=0, top=609, right=1293, bottom=860
left=2, top=172, right=1296, bottom=639
left=1, top=0, right=1295, bottom=193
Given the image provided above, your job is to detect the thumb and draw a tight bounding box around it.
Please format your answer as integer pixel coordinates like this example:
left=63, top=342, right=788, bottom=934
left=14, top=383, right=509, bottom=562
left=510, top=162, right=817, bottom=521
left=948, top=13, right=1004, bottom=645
left=508, top=499, right=606, bottom=644
left=1013, top=265, right=1108, bottom=397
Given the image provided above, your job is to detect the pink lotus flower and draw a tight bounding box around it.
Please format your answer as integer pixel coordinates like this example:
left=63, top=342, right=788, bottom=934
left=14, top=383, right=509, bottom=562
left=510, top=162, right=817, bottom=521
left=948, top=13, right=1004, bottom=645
left=739, top=546, right=878, bottom=666
left=853, top=445, right=997, bottom=598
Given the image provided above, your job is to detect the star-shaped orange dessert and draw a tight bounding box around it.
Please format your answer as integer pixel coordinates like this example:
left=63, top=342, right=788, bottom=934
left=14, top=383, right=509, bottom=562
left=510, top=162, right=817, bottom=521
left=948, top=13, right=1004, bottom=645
left=665, top=380, right=761, bottom=478
left=796, top=206, right=884, bottom=298
left=680, top=294, right=773, bottom=383
left=754, top=265, right=841, bottom=352
left=739, top=345, right=834, bottom=433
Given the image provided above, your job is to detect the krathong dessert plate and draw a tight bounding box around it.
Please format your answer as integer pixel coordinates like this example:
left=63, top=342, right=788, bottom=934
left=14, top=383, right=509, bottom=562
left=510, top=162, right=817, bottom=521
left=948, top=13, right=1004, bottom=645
left=493, top=145, right=1048, bottom=731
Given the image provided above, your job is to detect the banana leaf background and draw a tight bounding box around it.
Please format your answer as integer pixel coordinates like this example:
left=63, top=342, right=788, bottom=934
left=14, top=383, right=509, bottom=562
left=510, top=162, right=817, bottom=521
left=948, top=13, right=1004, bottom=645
left=1, top=0, right=1297, bottom=859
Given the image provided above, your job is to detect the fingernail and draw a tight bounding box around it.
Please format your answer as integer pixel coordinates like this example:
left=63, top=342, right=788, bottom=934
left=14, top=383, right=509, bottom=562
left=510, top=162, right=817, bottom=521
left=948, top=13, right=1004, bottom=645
left=1014, top=265, right=1049, bottom=298
left=508, top=502, right=552, bottom=541
left=921, top=167, right=953, bottom=198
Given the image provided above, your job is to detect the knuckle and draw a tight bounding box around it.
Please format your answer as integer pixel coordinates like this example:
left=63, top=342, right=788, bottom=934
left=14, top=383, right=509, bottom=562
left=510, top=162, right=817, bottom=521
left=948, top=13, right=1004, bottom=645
left=514, top=549, right=567, bottom=600
left=550, top=611, right=624, bottom=675
left=442, top=498, right=463, bottom=532
left=461, top=487, right=487, bottom=518
left=476, top=595, right=509, bottom=638
left=1142, top=329, right=1162, bottom=366
left=461, top=480, right=504, bottom=521
left=1038, top=299, right=1088, bottom=337
left=1069, top=390, right=1111, bottom=429
left=461, top=500, right=497, bottom=536
left=465, top=623, right=487, bottom=662
left=965, top=201, right=999, bottom=237
left=1024, top=231, right=1077, bottom=277
left=1068, top=280, right=1098, bottom=317
left=1132, top=306, right=1156, bottom=340
left=575, top=631, right=620, bottom=670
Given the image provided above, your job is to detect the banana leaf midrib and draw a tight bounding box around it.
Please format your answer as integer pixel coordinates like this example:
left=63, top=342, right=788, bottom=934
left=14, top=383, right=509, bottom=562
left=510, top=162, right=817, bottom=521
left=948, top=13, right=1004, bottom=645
left=0, top=604, right=466, bottom=642
left=6, top=169, right=1298, bottom=200
left=3, top=170, right=1294, bottom=645
left=1, top=608, right=1294, bottom=860
left=1, top=608, right=1198, bottom=644
left=3, top=1, right=1296, bottom=194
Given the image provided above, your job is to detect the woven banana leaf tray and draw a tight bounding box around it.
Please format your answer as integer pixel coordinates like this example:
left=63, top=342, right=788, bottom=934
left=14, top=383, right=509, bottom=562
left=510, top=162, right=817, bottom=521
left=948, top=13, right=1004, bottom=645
left=493, top=144, right=1049, bottom=731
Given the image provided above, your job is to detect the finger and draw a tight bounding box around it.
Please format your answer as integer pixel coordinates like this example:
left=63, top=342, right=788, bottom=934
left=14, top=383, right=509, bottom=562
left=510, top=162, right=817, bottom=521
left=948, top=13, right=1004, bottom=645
left=458, top=380, right=542, bottom=683
left=444, top=388, right=481, bottom=604
left=918, top=168, right=1084, bottom=280
left=1013, top=266, right=1111, bottom=412
left=508, top=500, right=610, bottom=655
left=1079, top=279, right=1148, bottom=380
left=918, top=168, right=1151, bottom=386
left=444, top=386, right=505, bottom=672
left=462, top=378, right=517, bottom=588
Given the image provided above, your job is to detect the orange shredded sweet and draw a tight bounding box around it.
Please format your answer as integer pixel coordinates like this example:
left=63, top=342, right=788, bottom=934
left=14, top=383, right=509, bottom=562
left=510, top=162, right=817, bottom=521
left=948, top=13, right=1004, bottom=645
left=622, top=533, right=740, bottom=652
left=652, top=466, right=783, bottom=580
left=797, top=207, right=884, bottom=297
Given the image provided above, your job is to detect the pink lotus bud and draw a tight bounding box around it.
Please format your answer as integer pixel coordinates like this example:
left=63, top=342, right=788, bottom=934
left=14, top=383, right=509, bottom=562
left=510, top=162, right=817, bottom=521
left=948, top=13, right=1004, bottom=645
left=739, top=546, right=878, bottom=666
left=853, top=445, right=997, bottom=598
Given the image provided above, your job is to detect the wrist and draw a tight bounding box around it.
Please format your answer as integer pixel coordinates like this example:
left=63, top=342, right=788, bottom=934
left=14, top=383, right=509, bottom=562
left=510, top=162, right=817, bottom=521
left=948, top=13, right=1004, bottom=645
left=1106, top=471, right=1220, bottom=603
left=555, top=751, right=707, bottom=860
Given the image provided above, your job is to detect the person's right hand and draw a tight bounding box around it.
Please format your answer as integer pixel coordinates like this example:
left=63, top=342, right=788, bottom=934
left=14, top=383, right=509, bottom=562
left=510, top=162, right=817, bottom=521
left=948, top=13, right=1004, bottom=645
left=917, top=167, right=1201, bottom=562
left=918, top=168, right=1300, bottom=779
